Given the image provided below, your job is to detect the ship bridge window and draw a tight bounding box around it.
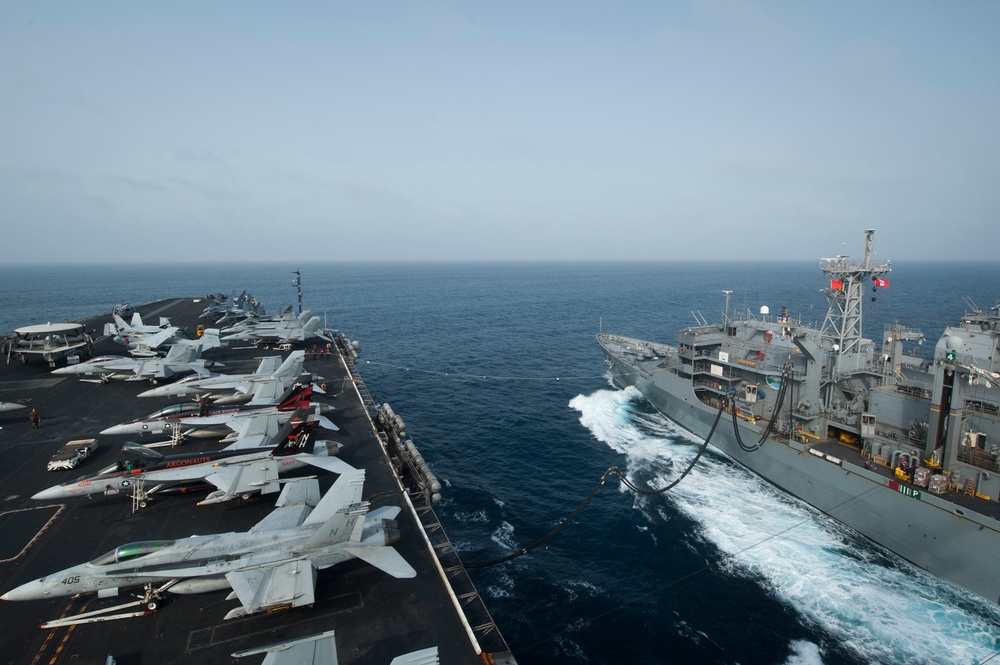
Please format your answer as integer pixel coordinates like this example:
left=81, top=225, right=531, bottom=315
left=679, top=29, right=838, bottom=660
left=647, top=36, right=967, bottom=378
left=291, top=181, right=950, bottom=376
left=91, top=540, right=175, bottom=566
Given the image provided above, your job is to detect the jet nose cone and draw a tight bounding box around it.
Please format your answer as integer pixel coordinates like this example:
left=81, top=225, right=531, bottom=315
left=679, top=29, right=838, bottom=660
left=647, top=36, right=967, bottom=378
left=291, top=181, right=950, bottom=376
left=137, top=387, right=163, bottom=398
left=31, top=485, right=67, bottom=501
left=1, top=578, right=46, bottom=601
left=51, top=366, right=73, bottom=375
left=100, top=424, right=128, bottom=435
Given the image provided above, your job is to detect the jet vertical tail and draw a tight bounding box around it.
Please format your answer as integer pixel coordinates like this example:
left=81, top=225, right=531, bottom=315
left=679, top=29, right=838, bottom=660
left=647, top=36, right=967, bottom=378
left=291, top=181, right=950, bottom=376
left=163, top=343, right=200, bottom=364
left=273, top=350, right=305, bottom=379
left=197, top=328, right=225, bottom=350
left=252, top=356, right=283, bottom=376
left=247, top=380, right=285, bottom=406
left=298, top=470, right=367, bottom=550
left=303, top=469, right=365, bottom=526
left=276, top=376, right=313, bottom=411
left=271, top=414, right=318, bottom=456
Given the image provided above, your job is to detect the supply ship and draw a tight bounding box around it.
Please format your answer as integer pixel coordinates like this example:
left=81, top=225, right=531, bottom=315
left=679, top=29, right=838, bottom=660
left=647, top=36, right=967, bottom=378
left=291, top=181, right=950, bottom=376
left=599, top=230, right=1000, bottom=604
left=0, top=295, right=515, bottom=664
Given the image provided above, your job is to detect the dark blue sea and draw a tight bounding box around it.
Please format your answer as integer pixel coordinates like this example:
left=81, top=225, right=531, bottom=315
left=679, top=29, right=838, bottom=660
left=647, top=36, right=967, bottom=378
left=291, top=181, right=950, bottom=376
left=3, top=260, right=1000, bottom=665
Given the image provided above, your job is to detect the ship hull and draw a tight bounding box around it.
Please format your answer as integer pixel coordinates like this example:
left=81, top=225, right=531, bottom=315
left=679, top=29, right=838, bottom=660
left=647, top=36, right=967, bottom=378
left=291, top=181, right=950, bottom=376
left=600, top=339, right=1000, bottom=605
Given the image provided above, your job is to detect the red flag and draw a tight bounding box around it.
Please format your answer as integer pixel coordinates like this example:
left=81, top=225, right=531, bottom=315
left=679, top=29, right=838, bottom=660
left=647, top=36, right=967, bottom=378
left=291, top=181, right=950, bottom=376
left=830, top=279, right=843, bottom=291
left=874, top=278, right=889, bottom=288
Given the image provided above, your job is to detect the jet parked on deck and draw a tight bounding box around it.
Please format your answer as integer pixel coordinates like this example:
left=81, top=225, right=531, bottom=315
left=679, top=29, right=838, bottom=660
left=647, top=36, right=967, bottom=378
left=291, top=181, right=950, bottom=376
left=31, top=412, right=353, bottom=505
left=99, top=375, right=332, bottom=437
left=2, top=470, right=415, bottom=621
left=52, top=342, right=221, bottom=383
left=137, top=350, right=309, bottom=402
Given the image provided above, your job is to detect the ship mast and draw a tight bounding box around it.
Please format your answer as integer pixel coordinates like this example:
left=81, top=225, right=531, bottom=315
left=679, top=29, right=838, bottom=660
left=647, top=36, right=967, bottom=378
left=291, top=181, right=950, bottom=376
left=819, top=229, right=891, bottom=379
left=293, top=269, right=303, bottom=315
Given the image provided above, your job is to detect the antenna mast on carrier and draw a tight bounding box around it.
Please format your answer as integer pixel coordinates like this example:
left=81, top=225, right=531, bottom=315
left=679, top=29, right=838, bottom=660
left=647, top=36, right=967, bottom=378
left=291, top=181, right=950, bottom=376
left=293, top=269, right=303, bottom=315
left=820, top=229, right=891, bottom=376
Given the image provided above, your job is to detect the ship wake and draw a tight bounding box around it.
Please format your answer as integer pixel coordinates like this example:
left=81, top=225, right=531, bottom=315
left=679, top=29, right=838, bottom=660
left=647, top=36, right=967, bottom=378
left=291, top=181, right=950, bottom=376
left=570, top=387, right=1000, bottom=665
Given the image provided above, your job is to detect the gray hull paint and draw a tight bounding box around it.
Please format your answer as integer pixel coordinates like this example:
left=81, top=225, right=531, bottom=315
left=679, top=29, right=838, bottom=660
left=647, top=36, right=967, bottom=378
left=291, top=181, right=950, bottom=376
left=602, top=344, right=1000, bottom=605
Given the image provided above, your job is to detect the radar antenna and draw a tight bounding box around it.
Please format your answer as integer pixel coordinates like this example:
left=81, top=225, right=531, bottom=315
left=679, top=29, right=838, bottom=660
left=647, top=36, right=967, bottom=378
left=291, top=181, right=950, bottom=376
left=820, top=229, right=891, bottom=375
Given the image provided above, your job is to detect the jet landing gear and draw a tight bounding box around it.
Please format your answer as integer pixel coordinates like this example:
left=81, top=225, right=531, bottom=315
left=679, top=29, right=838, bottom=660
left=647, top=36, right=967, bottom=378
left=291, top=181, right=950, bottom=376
left=40, top=580, right=178, bottom=629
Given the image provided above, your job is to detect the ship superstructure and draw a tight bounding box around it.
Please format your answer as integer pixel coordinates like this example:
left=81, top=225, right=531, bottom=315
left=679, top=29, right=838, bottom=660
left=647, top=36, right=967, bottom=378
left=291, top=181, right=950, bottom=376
left=599, top=230, right=1000, bottom=604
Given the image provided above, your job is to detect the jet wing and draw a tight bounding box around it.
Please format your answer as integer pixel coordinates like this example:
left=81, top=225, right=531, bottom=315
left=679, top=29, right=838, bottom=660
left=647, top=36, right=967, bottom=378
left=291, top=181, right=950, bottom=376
left=231, top=630, right=339, bottom=665
left=132, top=326, right=179, bottom=350
left=133, top=358, right=166, bottom=379
left=390, top=647, right=440, bottom=665
left=202, top=459, right=282, bottom=500
left=222, top=412, right=284, bottom=450
left=293, top=455, right=356, bottom=476
left=250, top=479, right=322, bottom=533
left=343, top=544, right=416, bottom=579
left=248, top=380, right=285, bottom=405
left=226, top=558, right=316, bottom=614
left=231, top=633, right=438, bottom=665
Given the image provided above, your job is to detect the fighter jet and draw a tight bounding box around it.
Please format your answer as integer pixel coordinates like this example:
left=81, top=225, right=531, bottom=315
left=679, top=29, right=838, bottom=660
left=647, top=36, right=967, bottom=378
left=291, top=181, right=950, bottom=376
left=219, top=306, right=297, bottom=335
left=99, top=375, right=331, bottom=438
left=103, top=312, right=181, bottom=349
left=221, top=310, right=334, bottom=345
left=51, top=342, right=221, bottom=383
left=2, top=470, right=416, bottom=621
left=137, top=350, right=308, bottom=402
left=30, top=412, right=353, bottom=505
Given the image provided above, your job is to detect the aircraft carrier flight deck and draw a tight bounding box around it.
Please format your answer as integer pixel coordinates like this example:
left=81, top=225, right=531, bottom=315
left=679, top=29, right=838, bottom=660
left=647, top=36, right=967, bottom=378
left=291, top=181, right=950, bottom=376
left=0, top=297, right=515, bottom=665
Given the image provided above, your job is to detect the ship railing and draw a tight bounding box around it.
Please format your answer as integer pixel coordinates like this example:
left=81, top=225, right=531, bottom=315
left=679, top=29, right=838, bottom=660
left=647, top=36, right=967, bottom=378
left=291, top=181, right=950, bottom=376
left=693, top=378, right=734, bottom=394
left=369, top=404, right=515, bottom=659
left=966, top=397, right=1000, bottom=418
left=958, top=447, right=1000, bottom=473
left=415, top=503, right=516, bottom=658
left=334, top=335, right=379, bottom=412
left=692, top=359, right=740, bottom=380
left=895, top=383, right=933, bottom=401
left=873, top=427, right=926, bottom=450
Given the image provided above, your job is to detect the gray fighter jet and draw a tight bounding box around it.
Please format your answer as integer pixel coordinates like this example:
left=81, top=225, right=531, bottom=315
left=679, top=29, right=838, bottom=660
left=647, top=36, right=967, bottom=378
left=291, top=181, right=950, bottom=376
left=137, top=350, right=307, bottom=400
left=1, top=469, right=416, bottom=621
left=51, top=342, right=221, bottom=382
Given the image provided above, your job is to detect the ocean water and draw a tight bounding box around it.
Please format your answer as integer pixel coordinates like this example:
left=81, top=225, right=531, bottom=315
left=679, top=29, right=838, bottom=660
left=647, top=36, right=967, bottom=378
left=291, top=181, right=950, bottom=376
left=2, top=260, right=1000, bottom=665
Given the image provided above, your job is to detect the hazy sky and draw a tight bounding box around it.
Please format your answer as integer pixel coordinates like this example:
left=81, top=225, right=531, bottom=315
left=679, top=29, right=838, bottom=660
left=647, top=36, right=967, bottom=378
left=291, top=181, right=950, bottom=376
left=2, top=2, right=998, bottom=263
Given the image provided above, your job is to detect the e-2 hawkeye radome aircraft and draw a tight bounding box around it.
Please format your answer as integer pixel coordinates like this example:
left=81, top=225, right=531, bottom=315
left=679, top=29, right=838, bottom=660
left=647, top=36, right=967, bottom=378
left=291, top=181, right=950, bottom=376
left=31, top=411, right=354, bottom=505
left=137, top=350, right=307, bottom=401
left=2, top=469, right=416, bottom=623
left=99, top=374, right=332, bottom=438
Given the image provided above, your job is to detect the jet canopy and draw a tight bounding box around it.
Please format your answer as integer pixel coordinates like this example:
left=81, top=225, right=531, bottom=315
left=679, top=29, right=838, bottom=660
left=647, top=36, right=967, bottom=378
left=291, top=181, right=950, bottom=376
left=145, top=403, right=201, bottom=419
left=91, top=540, right=175, bottom=566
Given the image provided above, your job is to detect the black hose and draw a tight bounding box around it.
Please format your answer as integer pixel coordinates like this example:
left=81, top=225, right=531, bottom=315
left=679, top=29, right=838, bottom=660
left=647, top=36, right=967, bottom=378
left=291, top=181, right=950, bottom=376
left=457, top=398, right=729, bottom=568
